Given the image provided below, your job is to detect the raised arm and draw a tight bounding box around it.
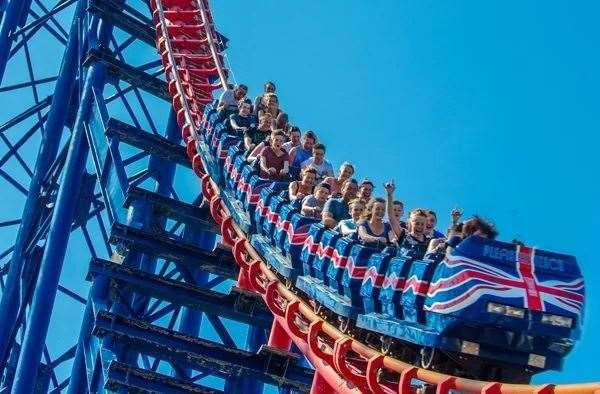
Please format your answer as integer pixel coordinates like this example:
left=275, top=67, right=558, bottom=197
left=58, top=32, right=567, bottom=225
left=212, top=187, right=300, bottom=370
left=385, top=181, right=404, bottom=239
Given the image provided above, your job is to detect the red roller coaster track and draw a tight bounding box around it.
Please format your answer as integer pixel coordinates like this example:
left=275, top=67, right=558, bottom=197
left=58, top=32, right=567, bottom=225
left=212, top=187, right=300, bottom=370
left=149, top=0, right=600, bottom=392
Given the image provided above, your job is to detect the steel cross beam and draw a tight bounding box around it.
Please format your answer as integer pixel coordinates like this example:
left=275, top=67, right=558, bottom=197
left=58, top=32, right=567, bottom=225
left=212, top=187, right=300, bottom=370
left=0, top=1, right=290, bottom=392
left=93, top=311, right=313, bottom=392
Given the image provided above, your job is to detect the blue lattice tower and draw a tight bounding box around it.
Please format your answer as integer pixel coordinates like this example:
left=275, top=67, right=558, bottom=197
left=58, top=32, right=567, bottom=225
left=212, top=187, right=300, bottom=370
left=0, top=1, right=312, bottom=393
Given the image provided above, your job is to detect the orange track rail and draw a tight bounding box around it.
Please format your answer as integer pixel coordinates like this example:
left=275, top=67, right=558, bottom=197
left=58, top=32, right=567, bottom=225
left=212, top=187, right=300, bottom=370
left=149, top=1, right=600, bottom=392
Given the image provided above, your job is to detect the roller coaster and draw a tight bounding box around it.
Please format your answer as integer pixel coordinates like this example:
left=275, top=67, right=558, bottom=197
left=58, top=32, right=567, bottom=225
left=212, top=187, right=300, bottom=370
left=0, top=0, right=598, bottom=393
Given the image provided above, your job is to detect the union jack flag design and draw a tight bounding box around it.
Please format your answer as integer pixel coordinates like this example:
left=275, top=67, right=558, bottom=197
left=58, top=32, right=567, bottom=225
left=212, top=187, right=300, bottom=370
left=424, top=244, right=584, bottom=317
left=279, top=220, right=312, bottom=245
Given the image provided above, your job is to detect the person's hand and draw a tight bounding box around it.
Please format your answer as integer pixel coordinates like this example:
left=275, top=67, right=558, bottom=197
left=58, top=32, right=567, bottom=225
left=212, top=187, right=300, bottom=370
left=384, top=180, right=395, bottom=195
left=280, top=167, right=288, bottom=175
left=451, top=207, right=462, bottom=224
left=249, top=143, right=255, bottom=150
left=427, top=238, right=446, bottom=254
left=434, top=241, right=447, bottom=253
left=268, top=168, right=277, bottom=175
left=241, top=126, right=248, bottom=132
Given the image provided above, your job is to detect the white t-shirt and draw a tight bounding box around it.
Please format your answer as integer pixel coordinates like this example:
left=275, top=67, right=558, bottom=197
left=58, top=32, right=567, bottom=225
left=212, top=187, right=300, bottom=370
left=282, top=141, right=299, bottom=153
left=300, top=157, right=334, bottom=180
left=219, top=89, right=237, bottom=111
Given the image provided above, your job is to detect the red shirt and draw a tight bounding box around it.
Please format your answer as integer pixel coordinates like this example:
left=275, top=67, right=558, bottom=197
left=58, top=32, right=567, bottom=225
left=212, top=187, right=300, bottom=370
left=260, top=146, right=289, bottom=179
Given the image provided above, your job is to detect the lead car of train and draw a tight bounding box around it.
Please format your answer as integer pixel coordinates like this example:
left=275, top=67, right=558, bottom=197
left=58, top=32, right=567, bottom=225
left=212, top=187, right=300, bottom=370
left=197, top=103, right=584, bottom=383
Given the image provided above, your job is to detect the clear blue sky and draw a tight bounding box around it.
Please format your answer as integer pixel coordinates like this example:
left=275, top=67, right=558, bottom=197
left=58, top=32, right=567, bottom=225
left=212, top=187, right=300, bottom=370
left=0, top=0, right=597, bottom=388
left=212, top=0, right=600, bottom=384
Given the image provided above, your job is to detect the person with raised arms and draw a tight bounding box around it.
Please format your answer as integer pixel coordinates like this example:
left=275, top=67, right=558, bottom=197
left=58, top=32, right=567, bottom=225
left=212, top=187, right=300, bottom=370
left=385, top=181, right=429, bottom=257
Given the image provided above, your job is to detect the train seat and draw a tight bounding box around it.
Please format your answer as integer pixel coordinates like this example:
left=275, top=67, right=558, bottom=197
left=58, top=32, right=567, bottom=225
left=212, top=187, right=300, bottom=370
left=253, top=182, right=288, bottom=234
left=280, top=212, right=319, bottom=267
left=340, top=243, right=381, bottom=307
left=299, top=224, right=327, bottom=279
left=223, top=144, right=243, bottom=190
left=296, top=275, right=361, bottom=320
left=251, top=234, right=298, bottom=280
left=234, top=163, right=256, bottom=202
left=360, top=250, right=396, bottom=315
left=379, top=256, right=414, bottom=318
left=400, top=259, right=437, bottom=324
left=326, top=237, right=356, bottom=295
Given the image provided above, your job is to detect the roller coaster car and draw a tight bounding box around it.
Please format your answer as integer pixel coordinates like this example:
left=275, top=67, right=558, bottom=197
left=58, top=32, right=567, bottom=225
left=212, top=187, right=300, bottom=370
left=206, top=113, right=585, bottom=383
left=358, top=236, right=584, bottom=382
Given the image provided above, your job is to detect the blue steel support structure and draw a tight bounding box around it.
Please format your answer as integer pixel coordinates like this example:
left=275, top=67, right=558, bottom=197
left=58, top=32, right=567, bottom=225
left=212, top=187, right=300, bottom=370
left=0, top=1, right=312, bottom=393
left=0, top=0, right=85, bottom=372
left=0, top=0, right=32, bottom=82
left=11, top=8, right=117, bottom=392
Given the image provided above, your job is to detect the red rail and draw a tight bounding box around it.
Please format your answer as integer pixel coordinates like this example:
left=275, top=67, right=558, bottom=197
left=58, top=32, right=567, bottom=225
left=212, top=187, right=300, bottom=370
left=149, top=1, right=600, bottom=392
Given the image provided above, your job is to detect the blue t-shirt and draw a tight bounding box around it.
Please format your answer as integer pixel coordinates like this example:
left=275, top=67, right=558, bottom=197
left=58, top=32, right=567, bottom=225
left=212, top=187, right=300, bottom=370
left=323, top=198, right=350, bottom=222
left=291, top=147, right=312, bottom=168
left=431, top=229, right=445, bottom=239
